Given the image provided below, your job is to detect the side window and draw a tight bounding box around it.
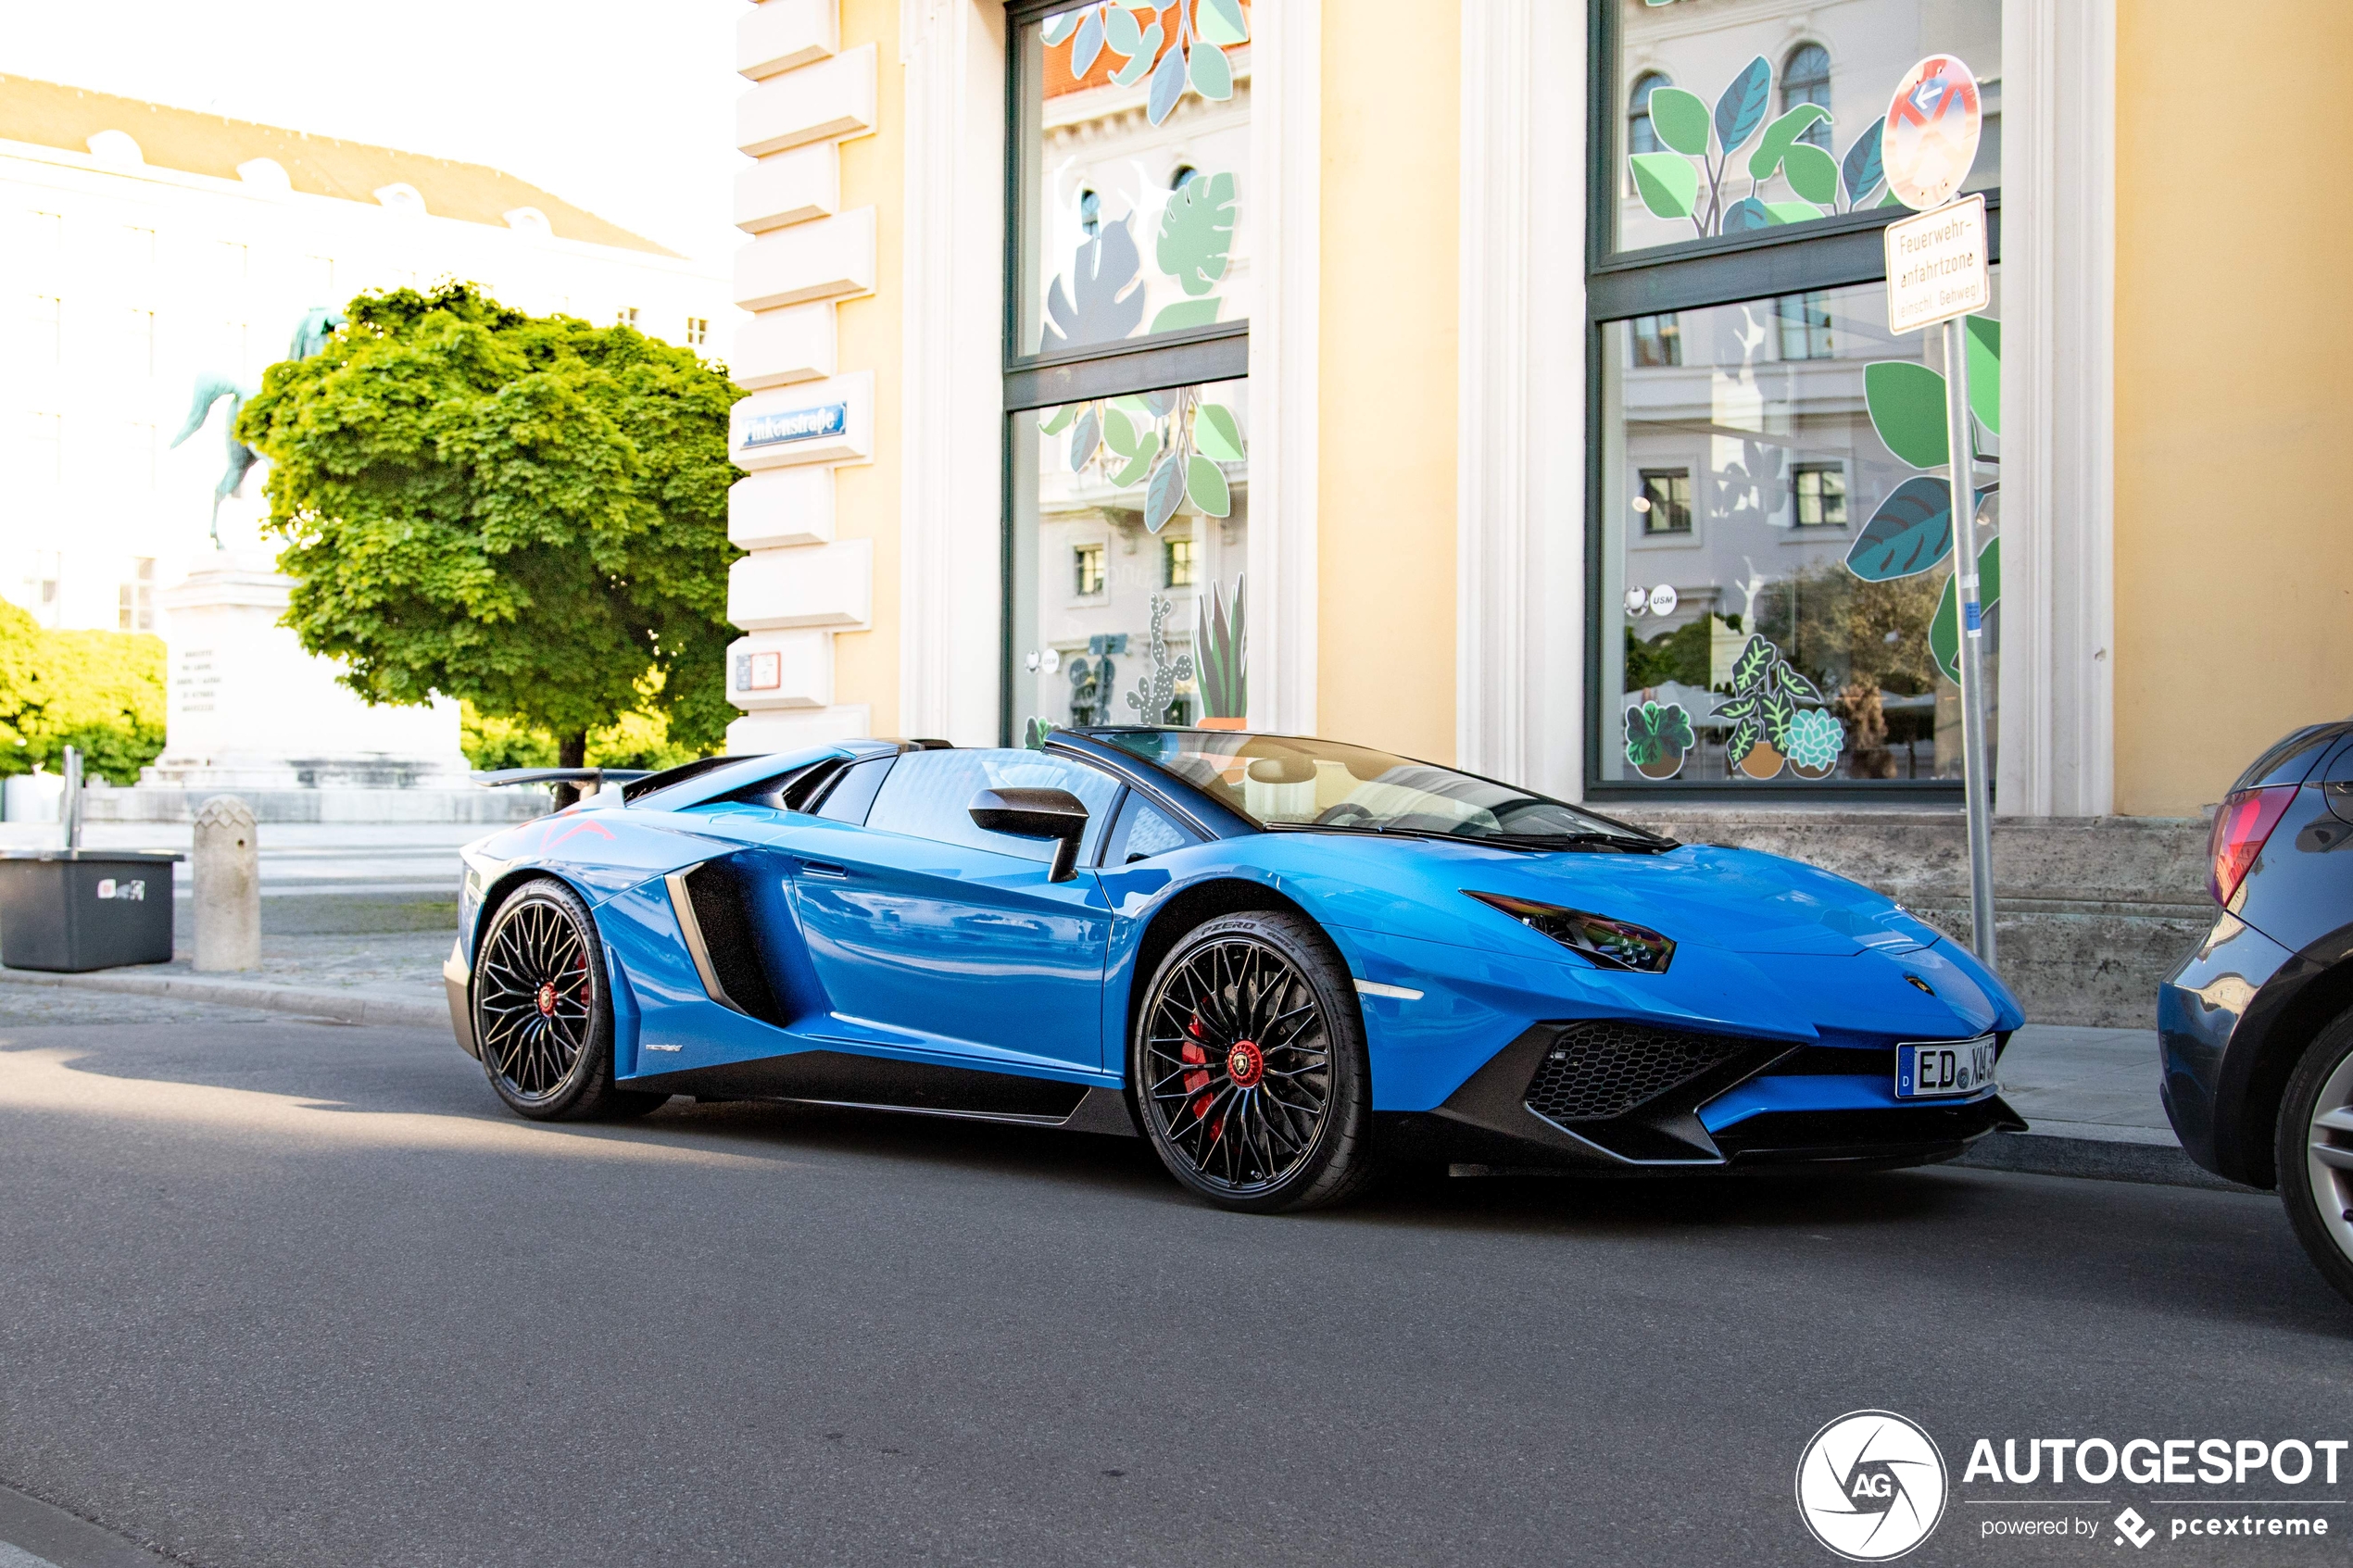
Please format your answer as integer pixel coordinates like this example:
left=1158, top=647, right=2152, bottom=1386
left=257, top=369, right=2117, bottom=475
left=863, top=749, right=1120, bottom=863
left=1102, top=790, right=1199, bottom=865
left=812, top=756, right=894, bottom=822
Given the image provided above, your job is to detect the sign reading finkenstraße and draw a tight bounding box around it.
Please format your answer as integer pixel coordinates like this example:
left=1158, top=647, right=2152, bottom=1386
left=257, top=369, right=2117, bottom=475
left=1883, top=192, right=1990, bottom=335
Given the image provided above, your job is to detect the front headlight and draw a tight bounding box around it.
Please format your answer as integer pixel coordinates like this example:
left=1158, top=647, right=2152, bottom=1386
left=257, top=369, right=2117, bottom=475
left=1464, top=891, right=1676, bottom=973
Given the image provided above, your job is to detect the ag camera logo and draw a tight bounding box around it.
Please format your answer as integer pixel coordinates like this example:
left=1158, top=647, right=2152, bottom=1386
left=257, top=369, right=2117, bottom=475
left=1796, top=1410, right=1949, bottom=1561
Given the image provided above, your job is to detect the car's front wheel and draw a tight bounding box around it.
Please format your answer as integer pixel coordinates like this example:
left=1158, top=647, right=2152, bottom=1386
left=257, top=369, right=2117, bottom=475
left=473, top=877, right=666, bottom=1122
left=2275, top=1010, right=2353, bottom=1305
left=1131, top=910, right=1373, bottom=1213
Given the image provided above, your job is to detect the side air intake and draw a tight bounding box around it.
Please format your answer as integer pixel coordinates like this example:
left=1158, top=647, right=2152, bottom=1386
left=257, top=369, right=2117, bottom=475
left=664, top=858, right=787, bottom=1027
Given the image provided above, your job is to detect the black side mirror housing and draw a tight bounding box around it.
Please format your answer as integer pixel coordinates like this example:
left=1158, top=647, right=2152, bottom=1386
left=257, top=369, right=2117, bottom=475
left=969, top=787, right=1089, bottom=881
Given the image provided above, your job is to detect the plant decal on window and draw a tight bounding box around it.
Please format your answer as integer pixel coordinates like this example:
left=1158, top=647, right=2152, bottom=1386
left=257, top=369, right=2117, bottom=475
left=1713, top=633, right=1843, bottom=780
left=1040, top=385, right=1242, bottom=533
left=1623, top=699, right=1695, bottom=781
left=1042, top=1, right=1249, bottom=127
left=1629, top=55, right=1892, bottom=237
left=1126, top=595, right=1194, bottom=721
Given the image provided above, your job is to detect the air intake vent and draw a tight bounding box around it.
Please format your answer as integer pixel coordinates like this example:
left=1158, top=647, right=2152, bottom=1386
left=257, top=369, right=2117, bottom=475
left=1523, top=1021, right=1759, bottom=1124
left=672, top=858, right=786, bottom=1026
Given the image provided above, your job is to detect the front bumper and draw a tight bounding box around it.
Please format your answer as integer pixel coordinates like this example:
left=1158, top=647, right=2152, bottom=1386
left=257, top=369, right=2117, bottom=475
left=2158, top=911, right=2295, bottom=1184
left=1378, top=1018, right=2022, bottom=1173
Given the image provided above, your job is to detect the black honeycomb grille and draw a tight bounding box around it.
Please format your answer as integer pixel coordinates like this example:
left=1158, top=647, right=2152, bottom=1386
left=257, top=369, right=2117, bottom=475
left=1523, top=1021, right=1758, bottom=1123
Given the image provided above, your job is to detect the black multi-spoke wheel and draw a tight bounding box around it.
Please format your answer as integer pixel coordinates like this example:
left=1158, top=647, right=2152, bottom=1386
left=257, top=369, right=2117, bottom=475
left=472, top=878, right=665, bottom=1122
left=1133, top=910, right=1373, bottom=1212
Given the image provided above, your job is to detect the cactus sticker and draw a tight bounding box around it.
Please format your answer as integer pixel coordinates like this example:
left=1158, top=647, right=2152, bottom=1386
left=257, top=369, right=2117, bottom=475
left=1712, top=633, right=1844, bottom=781
left=1624, top=701, right=1696, bottom=781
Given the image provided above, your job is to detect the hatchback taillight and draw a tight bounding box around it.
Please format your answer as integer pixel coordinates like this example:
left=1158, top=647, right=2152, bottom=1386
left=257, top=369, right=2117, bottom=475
left=2208, top=784, right=2296, bottom=906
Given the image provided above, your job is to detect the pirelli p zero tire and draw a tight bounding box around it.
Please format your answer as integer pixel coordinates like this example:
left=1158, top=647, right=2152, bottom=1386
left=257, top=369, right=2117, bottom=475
left=1131, top=909, right=1374, bottom=1213
left=2277, top=1010, right=2353, bottom=1307
left=473, top=878, right=666, bottom=1123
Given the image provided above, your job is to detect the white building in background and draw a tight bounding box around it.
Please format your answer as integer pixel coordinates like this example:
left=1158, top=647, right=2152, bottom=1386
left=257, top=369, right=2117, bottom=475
left=0, top=73, right=736, bottom=633
left=0, top=75, right=736, bottom=813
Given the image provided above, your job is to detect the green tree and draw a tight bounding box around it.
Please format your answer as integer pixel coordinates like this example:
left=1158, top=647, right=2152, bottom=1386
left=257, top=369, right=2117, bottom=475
left=0, top=599, right=167, bottom=783
left=238, top=282, right=744, bottom=771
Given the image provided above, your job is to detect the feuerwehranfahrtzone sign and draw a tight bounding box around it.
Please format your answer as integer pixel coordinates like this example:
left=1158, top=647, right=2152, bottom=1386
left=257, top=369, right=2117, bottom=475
left=1883, top=193, right=1989, bottom=334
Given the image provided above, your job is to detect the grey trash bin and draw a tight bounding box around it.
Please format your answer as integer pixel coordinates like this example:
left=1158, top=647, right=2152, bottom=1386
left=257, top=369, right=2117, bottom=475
left=0, top=850, right=181, bottom=972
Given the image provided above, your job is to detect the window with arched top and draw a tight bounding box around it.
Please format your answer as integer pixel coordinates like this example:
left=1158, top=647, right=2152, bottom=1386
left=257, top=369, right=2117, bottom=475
left=1170, top=165, right=1200, bottom=192
left=1628, top=71, right=1670, bottom=156
left=1078, top=188, right=1100, bottom=238
left=1781, top=44, right=1831, bottom=147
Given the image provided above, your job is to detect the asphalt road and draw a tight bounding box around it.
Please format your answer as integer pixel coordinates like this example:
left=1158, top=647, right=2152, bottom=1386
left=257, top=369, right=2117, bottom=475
left=1, top=1013, right=2348, bottom=1568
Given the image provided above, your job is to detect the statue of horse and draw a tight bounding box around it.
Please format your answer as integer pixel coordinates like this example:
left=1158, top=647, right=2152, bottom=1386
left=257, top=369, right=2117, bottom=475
left=170, top=307, right=346, bottom=548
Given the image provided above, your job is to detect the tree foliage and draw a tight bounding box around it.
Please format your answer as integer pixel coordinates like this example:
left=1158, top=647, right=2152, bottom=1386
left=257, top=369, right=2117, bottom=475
left=0, top=599, right=166, bottom=783
left=237, top=282, right=744, bottom=760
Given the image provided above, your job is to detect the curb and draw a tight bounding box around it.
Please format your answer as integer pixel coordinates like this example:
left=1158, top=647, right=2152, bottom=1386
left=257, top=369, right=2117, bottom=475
left=0, top=968, right=445, bottom=1030
left=1953, top=1129, right=2262, bottom=1194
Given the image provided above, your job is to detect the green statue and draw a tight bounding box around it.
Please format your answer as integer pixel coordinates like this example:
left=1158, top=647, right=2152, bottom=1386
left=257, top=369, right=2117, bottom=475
left=170, top=307, right=346, bottom=547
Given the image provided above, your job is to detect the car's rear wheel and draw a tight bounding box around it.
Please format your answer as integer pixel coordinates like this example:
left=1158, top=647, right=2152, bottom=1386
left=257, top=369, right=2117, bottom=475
left=474, top=878, right=666, bottom=1122
left=2276, top=1010, right=2353, bottom=1305
left=1131, top=910, right=1373, bottom=1213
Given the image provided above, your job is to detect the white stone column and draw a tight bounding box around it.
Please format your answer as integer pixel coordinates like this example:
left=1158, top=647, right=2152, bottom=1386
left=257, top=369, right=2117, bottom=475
left=192, top=794, right=260, bottom=972
left=724, top=0, right=883, bottom=751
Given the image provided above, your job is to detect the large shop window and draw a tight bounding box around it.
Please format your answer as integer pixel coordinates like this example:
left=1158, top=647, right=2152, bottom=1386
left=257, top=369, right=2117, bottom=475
left=1590, top=0, right=2000, bottom=796
left=1003, top=2, right=1252, bottom=744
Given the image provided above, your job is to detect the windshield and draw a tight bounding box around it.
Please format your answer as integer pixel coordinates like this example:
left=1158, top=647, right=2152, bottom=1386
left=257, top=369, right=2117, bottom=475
left=1094, top=731, right=1665, bottom=847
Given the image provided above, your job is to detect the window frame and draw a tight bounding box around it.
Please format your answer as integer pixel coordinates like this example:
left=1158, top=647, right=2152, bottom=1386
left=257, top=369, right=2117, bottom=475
left=1582, top=0, right=2000, bottom=801
left=1000, top=0, right=1251, bottom=744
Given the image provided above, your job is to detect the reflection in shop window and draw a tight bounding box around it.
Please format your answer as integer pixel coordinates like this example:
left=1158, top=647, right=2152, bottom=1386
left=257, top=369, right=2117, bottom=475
left=1781, top=44, right=1832, bottom=147
left=1164, top=536, right=1198, bottom=589
left=1600, top=279, right=2000, bottom=786
left=1074, top=541, right=1106, bottom=596
left=1793, top=464, right=1847, bottom=529
left=1778, top=292, right=1833, bottom=360
left=1628, top=71, right=1671, bottom=155
left=1638, top=470, right=1692, bottom=534
left=1631, top=312, right=1682, bottom=368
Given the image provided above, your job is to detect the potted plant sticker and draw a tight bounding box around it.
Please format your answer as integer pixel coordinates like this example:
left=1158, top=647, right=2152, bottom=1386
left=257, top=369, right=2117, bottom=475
left=1624, top=700, right=1695, bottom=781
left=1712, top=633, right=1845, bottom=781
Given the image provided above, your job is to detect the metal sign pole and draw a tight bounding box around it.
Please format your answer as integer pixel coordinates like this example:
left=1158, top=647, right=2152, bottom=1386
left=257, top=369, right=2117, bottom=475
left=1943, top=318, right=1995, bottom=966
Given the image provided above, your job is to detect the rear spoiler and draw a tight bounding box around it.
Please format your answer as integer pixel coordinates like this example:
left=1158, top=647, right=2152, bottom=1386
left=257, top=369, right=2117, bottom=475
left=472, top=768, right=652, bottom=790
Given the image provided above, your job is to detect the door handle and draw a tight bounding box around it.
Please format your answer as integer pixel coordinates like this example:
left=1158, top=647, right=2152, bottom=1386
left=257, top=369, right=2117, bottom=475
left=798, top=859, right=850, bottom=880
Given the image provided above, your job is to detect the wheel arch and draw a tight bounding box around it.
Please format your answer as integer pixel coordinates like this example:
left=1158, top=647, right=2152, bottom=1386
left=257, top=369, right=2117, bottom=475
left=1120, top=876, right=1362, bottom=1079
left=2225, top=949, right=2353, bottom=1187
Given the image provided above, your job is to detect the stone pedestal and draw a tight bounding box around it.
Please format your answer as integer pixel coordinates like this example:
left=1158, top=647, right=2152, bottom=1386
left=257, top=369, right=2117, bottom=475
left=144, top=552, right=470, bottom=791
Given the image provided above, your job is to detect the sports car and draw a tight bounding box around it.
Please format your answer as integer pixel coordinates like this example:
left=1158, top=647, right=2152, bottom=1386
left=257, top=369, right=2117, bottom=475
left=445, top=728, right=2027, bottom=1211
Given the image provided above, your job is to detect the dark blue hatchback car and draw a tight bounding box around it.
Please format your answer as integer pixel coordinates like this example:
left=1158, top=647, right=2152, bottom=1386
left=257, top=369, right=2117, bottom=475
left=2160, top=720, right=2353, bottom=1304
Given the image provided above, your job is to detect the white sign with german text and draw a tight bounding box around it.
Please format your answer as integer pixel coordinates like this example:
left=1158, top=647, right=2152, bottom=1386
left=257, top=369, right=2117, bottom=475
left=1883, top=194, right=1989, bottom=334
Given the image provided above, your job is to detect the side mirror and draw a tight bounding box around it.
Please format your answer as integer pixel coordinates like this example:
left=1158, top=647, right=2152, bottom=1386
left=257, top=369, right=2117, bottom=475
left=969, top=787, right=1089, bottom=882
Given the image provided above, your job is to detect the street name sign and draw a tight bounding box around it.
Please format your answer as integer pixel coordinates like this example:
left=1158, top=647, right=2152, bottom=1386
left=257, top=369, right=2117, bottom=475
left=1883, top=194, right=1988, bottom=335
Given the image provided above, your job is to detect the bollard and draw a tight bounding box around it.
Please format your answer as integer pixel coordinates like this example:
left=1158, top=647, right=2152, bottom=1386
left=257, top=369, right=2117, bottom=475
left=60, top=745, right=83, bottom=850
left=192, top=795, right=260, bottom=972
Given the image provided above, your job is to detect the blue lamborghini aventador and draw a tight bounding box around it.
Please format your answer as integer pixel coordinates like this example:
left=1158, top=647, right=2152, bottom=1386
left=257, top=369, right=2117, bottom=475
left=445, top=728, right=2027, bottom=1211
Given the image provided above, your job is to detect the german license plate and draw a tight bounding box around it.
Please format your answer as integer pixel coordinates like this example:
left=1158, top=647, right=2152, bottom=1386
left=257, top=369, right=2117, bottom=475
left=1895, top=1035, right=1996, bottom=1099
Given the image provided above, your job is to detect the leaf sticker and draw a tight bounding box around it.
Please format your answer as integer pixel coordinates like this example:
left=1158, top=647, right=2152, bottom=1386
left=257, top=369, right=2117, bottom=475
left=1840, top=120, right=1885, bottom=207
left=1720, top=196, right=1776, bottom=233
left=1141, top=389, right=1176, bottom=419
left=1113, top=23, right=1161, bottom=86
left=1146, top=44, right=1187, bottom=125
left=1864, top=361, right=1950, bottom=468
left=1041, top=10, right=1081, bottom=46
left=1041, top=219, right=1147, bottom=350
left=1069, top=406, right=1101, bottom=471
left=1197, top=0, right=1250, bottom=46
left=1746, top=104, right=1831, bottom=181
left=1629, top=153, right=1701, bottom=220
left=1761, top=689, right=1797, bottom=750
left=1714, top=694, right=1761, bottom=723
left=1713, top=56, right=1773, bottom=156
left=1072, top=8, right=1106, bottom=76
left=1730, top=633, right=1776, bottom=692
left=1781, top=143, right=1840, bottom=206
left=1765, top=201, right=1822, bottom=224
left=1727, top=717, right=1764, bottom=771
left=1110, top=394, right=1154, bottom=416
left=1186, top=454, right=1231, bottom=517
left=1143, top=451, right=1184, bottom=532
left=1103, top=2, right=1141, bottom=56
left=1647, top=87, right=1712, bottom=158
left=1965, top=314, right=2001, bottom=434
left=1781, top=666, right=1823, bottom=704
left=1194, top=402, right=1245, bottom=462
left=1101, top=407, right=1139, bottom=459
left=1189, top=37, right=1233, bottom=100
left=1038, top=404, right=1076, bottom=435
left=1844, top=475, right=1955, bottom=582
left=1156, top=169, right=1237, bottom=295
left=1150, top=298, right=1221, bottom=332
left=1111, top=431, right=1159, bottom=488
